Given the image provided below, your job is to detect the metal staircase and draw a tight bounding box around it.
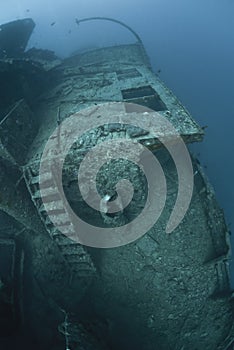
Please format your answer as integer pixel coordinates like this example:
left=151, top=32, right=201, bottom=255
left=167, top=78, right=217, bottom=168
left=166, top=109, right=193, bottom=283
left=23, top=161, right=96, bottom=279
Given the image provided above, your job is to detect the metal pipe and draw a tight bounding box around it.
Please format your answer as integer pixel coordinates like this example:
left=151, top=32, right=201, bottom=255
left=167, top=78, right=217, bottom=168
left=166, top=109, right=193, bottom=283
left=75, top=17, right=143, bottom=45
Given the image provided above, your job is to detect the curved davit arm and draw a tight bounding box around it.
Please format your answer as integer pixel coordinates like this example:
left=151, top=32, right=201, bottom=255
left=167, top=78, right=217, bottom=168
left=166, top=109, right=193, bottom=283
left=75, top=17, right=143, bottom=45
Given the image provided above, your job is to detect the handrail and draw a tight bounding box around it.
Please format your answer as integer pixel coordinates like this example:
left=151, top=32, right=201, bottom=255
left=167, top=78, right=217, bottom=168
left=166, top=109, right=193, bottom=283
left=75, top=17, right=143, bottom=45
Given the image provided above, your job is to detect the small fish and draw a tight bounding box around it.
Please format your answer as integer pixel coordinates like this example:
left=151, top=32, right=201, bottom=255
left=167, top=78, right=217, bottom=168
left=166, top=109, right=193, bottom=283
left=50, top=22, right=56, bottom=26
left=68, top=29, right=71, bottom=34
left=26, top=9, right=30, bottom=12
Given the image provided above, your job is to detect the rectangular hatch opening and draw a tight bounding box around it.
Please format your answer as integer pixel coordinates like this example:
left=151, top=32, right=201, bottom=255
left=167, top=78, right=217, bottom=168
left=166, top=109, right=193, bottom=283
left=121, top=85, right=167, bottom=112
left=116, top=68, right=142, bottom=80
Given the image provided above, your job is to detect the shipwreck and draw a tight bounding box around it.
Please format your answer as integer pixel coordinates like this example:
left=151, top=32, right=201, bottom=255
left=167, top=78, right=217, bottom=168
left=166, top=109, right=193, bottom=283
left=0, top=17, right=233, bottom=350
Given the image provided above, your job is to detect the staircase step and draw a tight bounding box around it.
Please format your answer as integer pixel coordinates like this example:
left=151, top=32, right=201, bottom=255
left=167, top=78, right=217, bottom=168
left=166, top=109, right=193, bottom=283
left=55, top=232, right=85, bottom=245
left=71, top=269, right=95, bottom=278
left=60, top=244, right=87, bottom=256
left=39, top=200, right=65, bottom=213
left=30, top=172, right=53, bottom=185
left=39, top=205, right=65, bottom=216
left=70, top=262, right=95, bottom=275
left=33, top=190, right=61, bottom=202
left=34, top=187, right=58, bottom=197
left=46, top=212, right=70, bottom=224
left=30, top=172, right=53, bottom=184
left=52, top=228, right=76, bottom=240
left=56, top=221, right=73, bottom=229
left=63, top=254, right=90, bottom=264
